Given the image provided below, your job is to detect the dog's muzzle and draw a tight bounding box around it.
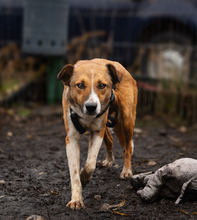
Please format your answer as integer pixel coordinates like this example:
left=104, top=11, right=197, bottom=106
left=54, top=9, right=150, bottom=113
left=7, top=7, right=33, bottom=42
left=85, top=103, right=97, bottom=115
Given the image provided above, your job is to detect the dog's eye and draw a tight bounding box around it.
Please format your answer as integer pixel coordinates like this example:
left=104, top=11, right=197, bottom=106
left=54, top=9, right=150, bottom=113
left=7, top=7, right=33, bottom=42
left=98, top=83, right=106, bottom=89
left=76, top=83, right=85, bottom=89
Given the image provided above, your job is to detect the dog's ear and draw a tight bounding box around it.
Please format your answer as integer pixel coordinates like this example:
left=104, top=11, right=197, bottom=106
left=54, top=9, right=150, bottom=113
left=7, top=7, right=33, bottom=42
left=106, top=64, right=120, bottom=85
left=57, top=64, right=74, bottom=86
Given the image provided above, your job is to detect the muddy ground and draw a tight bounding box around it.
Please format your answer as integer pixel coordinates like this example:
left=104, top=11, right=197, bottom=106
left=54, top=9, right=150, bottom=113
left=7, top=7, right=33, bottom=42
left=0, top=105, right=197, bottom=220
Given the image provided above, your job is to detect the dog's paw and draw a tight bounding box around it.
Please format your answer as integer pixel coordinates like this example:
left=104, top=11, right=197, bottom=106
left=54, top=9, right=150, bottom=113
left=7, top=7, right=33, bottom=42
left=67, top=200, right=85, bottom=210
left=120, top=168, right=133, bottom=179
left=101, top=158, right=114, bottom=167
left=102, top=155, right=114, bottom=167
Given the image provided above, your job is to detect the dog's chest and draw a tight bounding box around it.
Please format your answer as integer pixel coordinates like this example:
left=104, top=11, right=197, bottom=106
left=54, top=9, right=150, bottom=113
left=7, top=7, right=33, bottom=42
left=79, top=117, right=103, bottom=132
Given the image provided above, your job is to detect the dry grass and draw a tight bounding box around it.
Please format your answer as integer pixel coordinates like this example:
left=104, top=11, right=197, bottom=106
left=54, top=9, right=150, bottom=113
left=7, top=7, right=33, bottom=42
left=0, top=43, right=44, bottom=100
left=67, top=30, right=113, bottom=64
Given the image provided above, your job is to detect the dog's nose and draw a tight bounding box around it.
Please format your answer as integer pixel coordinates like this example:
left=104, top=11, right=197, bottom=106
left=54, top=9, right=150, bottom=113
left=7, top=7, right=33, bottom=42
left=85, top=103, right=97, bottom=114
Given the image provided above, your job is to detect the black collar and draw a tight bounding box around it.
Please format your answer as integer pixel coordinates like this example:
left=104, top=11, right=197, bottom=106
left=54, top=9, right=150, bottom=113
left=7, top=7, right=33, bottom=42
left=70, top=90, right=116, bottom=134
left=96, top=91, right=115, bottom=118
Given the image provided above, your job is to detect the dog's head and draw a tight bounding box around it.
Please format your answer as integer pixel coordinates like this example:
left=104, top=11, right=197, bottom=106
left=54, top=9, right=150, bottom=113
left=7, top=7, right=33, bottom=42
left=57, top=61, right=120, bottom=116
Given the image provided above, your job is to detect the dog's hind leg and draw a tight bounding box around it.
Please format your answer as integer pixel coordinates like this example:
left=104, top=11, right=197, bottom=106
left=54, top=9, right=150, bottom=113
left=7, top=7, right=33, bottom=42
left=115, top=119, right=135, bottom=179
left=102, top=127, right=114, bottom=167
left=120, top=139, right=134, bottom=179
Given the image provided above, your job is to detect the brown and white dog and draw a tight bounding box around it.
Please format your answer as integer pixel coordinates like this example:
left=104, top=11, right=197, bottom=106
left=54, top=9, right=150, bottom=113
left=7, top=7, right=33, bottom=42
left=57, top=58, right=137, bottom=210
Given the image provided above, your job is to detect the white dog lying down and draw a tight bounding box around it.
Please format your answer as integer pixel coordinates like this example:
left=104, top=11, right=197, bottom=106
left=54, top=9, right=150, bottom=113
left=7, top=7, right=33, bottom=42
left=130, top=158, right=197, bottom=204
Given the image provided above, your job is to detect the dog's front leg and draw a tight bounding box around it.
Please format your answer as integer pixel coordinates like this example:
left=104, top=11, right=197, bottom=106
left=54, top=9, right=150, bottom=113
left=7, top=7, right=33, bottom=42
left=66, top=136, right=85, bottom=210
left=80, top=130, right=104, bottom=187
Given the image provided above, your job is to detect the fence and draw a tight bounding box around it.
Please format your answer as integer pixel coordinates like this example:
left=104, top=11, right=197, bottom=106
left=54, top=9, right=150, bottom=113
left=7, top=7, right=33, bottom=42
left=0, top=0, right=197, bottom=124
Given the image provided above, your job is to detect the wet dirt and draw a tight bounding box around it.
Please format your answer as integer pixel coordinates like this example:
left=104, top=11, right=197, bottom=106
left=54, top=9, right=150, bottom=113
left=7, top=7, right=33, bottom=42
left=0, top=105, right=197, bottom=220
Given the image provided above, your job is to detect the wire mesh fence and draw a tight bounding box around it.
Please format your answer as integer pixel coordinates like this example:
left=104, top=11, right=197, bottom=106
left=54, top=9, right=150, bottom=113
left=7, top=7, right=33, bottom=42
left=0, top=0, right=197, bottom=123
